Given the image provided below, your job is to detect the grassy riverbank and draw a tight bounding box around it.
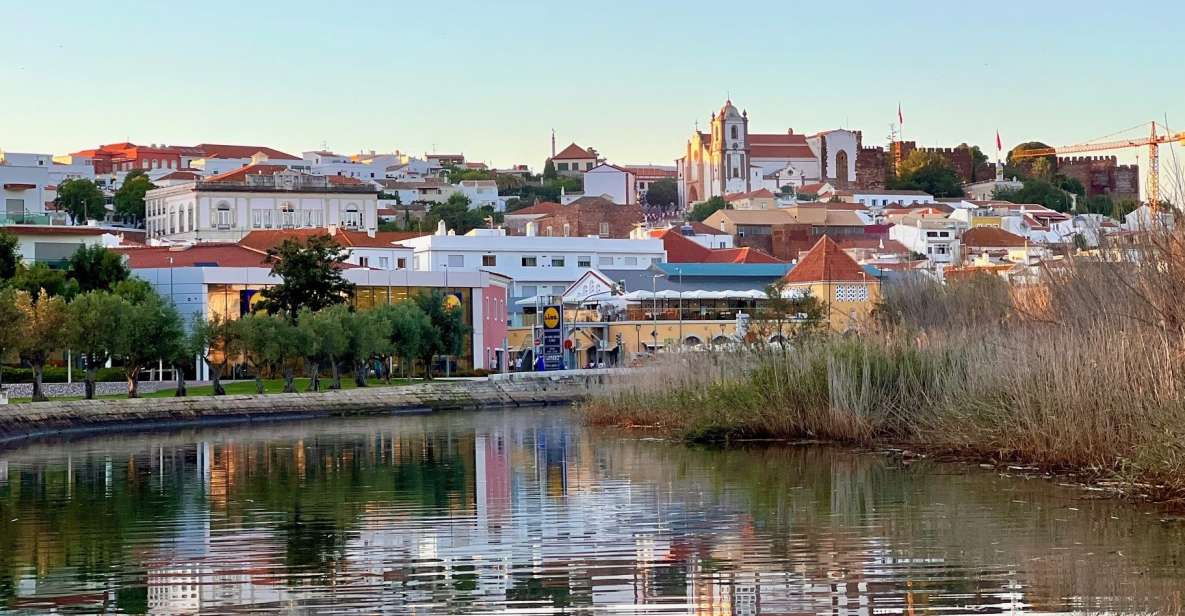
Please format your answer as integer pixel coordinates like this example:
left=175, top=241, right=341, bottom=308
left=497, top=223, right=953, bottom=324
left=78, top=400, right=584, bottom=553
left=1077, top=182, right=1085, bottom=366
left=584, top=233, right=1185, bottom=502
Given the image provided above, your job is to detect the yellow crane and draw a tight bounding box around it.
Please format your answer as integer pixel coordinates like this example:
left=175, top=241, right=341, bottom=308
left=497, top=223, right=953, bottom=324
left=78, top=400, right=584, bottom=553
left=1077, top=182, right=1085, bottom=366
left=1012, top=122, right=1185, bottom=210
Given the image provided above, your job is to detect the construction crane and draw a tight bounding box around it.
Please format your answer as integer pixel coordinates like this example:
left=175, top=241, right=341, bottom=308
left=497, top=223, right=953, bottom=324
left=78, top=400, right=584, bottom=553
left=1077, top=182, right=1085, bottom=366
left=1012, top=122, right=1185, bottom=210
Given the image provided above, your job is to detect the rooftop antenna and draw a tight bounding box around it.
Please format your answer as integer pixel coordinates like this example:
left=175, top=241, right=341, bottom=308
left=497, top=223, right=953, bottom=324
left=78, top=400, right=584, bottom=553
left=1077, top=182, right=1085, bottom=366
left=551, top=129, right=556, bottom=158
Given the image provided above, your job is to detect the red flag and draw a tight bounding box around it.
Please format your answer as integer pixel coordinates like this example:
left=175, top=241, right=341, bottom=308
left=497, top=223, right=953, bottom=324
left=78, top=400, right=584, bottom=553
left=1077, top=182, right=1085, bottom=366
left=996, top=131, right=1002, bottom=152
left=897, top=102, right=903, bottom=125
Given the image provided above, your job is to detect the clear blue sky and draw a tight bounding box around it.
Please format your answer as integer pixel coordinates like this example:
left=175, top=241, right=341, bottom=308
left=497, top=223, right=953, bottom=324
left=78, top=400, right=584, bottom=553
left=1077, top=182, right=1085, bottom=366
left=3, top=0, right=1183, bottom=180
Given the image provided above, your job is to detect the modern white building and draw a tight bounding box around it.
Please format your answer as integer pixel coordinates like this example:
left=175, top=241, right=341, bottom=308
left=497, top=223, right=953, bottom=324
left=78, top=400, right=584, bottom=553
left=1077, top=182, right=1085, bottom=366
left=1, top=224, right=144, bottom=265
left=838, top=189, right=935, bottom=208
left=400, top=225, right=666, bottom=301
left=2, top=151, right=95, bottom=221
left=144, top=164, right=379, bottom=243
left=583, top=164, right=637, bottom=205
left=888, top=215, right=964, bottom=266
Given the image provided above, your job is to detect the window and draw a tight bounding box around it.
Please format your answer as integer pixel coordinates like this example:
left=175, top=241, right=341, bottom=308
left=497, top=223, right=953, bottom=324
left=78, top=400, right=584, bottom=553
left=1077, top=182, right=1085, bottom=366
left=599, top=256, right=613, bottom=266
left=215, top=202, right=233, bottom=228
left=599, top=222, right=610, bottom=237
left=252, top=210, right=263, bottom=229
left=557, top=162, right=568, bottom=171
left=551, top=257, right=565, bottom=267
left=578, top=256, right=591, bottom=268
left=280, top=203, right=295, bottom=228
left=520, top=285, right=538, bottom=297
left=397, top=258, right=407, bottom=269
left=926, top=231, right=938, bottom=238
left=563, top=223, right=571, bottom=237
left=447, top=254, right=464, bottom=267
left=414, top=255, right=422, bottom=269
left=835, top=285, right=869, bottom=302
left=481, top=255, right=497, bottom=267
left=378, top=256, right=389, bottom=269
left=343, top=204, right=361, bottom=228
left=521, top=256, right=537, bottom=267
left=731, top=126, right=738, bottom=139
left=624, top=256, right=638, bottom=266
left=358, top=256, right=370, bottom=267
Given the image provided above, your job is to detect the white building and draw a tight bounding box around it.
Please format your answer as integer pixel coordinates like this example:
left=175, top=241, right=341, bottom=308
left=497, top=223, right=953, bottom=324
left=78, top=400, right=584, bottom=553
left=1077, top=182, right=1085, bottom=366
left=2, top=151, right=95, bottom=221
left=838, top=189, right=935, bottom=208
left=144, top=164, right=379, bottom=243
left=302, top=150, right=388, bottom=181
left=457, top=180, right=506, bottom=211
left=1, top=223, right=143, bottom=265
left=888, top=215, right=963, bottom=266
left=400, top=225, right=665, bottom=301
left=583, top=164, right=637, bottom=205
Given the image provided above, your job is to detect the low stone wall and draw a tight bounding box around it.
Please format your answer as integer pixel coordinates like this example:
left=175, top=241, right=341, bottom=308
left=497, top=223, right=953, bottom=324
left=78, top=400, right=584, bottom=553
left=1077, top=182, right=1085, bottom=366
left=0, top=375, right=606, bottom=447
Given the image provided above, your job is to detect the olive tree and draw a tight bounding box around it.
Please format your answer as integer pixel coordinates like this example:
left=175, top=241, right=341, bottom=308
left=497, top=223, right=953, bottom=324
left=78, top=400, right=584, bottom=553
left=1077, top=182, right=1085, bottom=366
left=0, top=288, right=24, bottom=392
left=15, top=290, right=69, bottom=402
left=190, top=313, right=238, bottom=396
left=66, top=290, right=126, bottom=399
left=114, top=292, right=183, bottom=398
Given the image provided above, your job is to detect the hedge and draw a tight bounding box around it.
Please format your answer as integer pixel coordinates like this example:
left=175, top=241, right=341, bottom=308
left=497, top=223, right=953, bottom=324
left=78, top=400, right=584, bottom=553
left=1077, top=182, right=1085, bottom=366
left=1, top=366, right=128, bottom=384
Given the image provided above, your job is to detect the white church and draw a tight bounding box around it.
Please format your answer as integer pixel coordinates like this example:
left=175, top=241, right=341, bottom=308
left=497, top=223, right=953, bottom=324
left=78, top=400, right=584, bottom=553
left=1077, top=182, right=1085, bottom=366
left=675, top=100, right=861, bottom=207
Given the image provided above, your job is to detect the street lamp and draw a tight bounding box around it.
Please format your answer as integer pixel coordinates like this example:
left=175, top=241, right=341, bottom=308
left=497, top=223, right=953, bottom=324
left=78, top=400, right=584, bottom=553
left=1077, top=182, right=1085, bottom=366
left=651, top=273, right=665, bottom=354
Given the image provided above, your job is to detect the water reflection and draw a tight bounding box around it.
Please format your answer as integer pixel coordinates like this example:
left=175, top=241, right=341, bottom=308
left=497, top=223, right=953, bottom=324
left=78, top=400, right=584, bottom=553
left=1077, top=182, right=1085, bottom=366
left=0, top=410, right=1182, bottom=614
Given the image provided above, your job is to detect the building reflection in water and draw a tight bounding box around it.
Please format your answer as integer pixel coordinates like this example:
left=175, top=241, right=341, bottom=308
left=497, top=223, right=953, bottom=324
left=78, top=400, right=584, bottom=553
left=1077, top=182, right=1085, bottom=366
left=0, top=411, right=1181, bottom=614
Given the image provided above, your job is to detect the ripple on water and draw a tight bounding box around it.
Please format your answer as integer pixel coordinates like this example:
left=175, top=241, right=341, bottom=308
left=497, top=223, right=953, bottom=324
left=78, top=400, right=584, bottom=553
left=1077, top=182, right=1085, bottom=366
left=0, top=409, right=1183, bottom=614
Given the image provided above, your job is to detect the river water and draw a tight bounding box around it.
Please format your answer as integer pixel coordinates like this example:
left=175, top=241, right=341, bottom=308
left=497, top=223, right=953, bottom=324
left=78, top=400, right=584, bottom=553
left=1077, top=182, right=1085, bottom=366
left=0, top=409, right=1183, bottom=615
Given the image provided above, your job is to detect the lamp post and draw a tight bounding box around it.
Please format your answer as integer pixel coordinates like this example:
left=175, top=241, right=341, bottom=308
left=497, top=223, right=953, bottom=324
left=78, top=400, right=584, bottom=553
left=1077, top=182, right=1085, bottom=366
left=676, top=267, right=683, bottom=347
left=651, top=273, right=664, bottom=354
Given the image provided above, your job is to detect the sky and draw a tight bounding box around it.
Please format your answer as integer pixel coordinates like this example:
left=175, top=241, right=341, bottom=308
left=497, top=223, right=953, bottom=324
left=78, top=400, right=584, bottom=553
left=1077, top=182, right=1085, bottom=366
left=2, top=0, right=1184, bottom=189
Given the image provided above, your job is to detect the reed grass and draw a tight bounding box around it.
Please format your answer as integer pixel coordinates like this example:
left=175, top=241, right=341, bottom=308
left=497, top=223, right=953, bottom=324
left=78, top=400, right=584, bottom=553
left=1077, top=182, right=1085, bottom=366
left=583, top=229, right=1185, bottom=501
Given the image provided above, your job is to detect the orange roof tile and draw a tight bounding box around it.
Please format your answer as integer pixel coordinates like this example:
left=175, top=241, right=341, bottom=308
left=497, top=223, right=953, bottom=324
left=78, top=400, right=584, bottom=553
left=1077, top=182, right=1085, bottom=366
left=962, top=226, right=1028, bottom=248
left=783, top=236, right=870, bottom=284
left=196, top=143, right=300, bottom=160
left=552, top=143, right=594, bottom=160
left=116, top=244, right=270, bottom=268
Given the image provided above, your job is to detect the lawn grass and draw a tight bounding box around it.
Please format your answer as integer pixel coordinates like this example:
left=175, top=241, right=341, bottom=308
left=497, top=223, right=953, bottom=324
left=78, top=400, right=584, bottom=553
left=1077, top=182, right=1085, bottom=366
left=3, top=377, right=419, bottom=404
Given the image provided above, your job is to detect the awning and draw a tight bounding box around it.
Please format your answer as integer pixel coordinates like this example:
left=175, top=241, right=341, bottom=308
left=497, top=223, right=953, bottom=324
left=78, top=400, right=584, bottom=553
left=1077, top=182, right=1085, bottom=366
left=3, top=183, right=36, bottom=191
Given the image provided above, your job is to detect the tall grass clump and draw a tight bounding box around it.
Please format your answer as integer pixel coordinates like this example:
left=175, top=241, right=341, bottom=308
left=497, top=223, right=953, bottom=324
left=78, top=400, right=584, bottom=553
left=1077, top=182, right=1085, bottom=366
left=583, top=227, right=1185, bottom=500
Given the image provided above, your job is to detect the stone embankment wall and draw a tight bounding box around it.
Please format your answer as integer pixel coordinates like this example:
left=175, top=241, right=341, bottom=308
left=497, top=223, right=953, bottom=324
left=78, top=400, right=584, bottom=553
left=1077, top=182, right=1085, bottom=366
left=0, top=370, right=619, bottom=446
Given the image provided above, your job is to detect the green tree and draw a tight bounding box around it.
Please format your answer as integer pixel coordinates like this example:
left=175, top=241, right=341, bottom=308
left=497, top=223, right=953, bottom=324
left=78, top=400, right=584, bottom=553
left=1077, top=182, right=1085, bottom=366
left=15, top=290, right=68, bottom=402
left=66, top=291, right=127, bottom=399
left=0, top=288, right=22, bottom=391
left=994, top=180, right=1074, bottom=212
left=66, top=244, right=130, bottom=293
left=689, top=196, right=727, bottom=222
left=257, top=235, right=355, bottom=322
left=891, top=150, right=964, bottom=198
left=542, top=159, right=558, bottom=181
left=297, top=306, right=349, bottom=391
left=113, top=278, right=157, bottom=304
left=413, top=290, right=469, bottom=378
left=343, top=308, right=386, bottom=386
left=190, top=313, right=238, bottom=395
left=114, top=170, right=155, bottom=222
left=234, top=312, right=282, bottom=394
left=9, top=262, right=77, bottom=299
left=645, top=179, right=678, bottom=207
left=0, top=230, right=18, bottom=281
left=422, top=193, right=495, bottom=234
left=56, top=178, right=107, bottom=223
left=114, top=292, right=182, bottom=398
left=374, top=300, right=430, bottom=379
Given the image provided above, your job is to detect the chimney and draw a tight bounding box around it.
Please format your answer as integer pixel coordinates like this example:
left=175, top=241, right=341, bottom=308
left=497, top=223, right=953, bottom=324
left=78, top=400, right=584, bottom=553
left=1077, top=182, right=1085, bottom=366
left=525, top=221, right=537, bottom=237
left=436, top=220, right=447, bottom=236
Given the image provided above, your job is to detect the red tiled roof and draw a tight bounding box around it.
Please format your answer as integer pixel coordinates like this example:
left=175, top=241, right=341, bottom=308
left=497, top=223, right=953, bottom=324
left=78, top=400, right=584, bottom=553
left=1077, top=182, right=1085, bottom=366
left=506, top=201, right=565, bottom=216
left=552, top=143, right=594, bottom=160
left=1, top=225, right=144, bottom=240
left=196, top=143, right=300, bottom=161
left=748, top=133, right=815, bottom=159
left=962, top=226, right=1028, bottom=248
left=205, top=164, right=291, bottom=183
left=783, top=236, right=869, bottom=284
left=239, top=228, right=422, bottom=252
left=156, top=170, right=201, bottom=181
left=724, top=188, right=776, bottom=202
left=622, top=166, right=677, bottom=179
left=659, top=228, right=785, bottom=264
left=796, top=182, right=829, bottom=194
left=326, top=175, right=365, bottom=185
left=115, top=244, right=270, bottom=268
left=831, top=237, right=910, bottom=253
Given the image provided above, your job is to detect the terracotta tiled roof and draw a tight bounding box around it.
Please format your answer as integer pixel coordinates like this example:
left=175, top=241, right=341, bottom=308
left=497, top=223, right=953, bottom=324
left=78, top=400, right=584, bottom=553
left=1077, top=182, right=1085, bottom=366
left=724, top=188, right=776, bottom=202
left=748, top=133, right=815, bottom=159
left=622, top=166, right=676, bottom=179
left=505, top=201, right=564, bottom=216
left=325, top=175, right=365, bottom=186
left=156, top=170, right=201, bottom=181
left=239, top=228, right=420, bottom=252
left=196, top=143, right=300, bottom=161
left=962, top=226, right=1028, bottom=248
left=115, top=244, right=270, bottom=268
left=659, top=228, right=785, bottom=264
left=552, top=143, right=594, bottom=160
left=796, top=182, right=828, bottom=194
left=204, top=164, right=291, bottom=183
left=783, top=236, right=870, bottom=284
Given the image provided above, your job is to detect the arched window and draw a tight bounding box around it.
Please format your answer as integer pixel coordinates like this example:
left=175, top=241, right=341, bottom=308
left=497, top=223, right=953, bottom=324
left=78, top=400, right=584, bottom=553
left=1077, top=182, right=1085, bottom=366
left=215, top=201, right=233, bottom=229
left=280, top=202, right=295, bottom=228
left=683, top=335, right=704, bottom=346
left=343, top=203, right=361, bottom=228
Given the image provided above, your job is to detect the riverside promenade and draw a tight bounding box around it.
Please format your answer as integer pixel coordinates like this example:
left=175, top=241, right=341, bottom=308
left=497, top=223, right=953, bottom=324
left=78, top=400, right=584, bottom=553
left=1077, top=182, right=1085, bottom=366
left=0, top=370, right=618, bottom=446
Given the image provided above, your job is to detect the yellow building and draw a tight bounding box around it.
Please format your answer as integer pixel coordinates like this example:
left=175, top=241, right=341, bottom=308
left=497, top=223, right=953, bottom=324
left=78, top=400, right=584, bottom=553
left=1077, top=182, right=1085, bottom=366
left=779, top=235, right=881, bottom=331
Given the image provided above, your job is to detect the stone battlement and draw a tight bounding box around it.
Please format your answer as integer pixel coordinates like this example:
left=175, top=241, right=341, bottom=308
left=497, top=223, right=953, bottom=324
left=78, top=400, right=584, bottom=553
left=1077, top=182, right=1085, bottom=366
left=1058, top=155, right=1120, bottom=164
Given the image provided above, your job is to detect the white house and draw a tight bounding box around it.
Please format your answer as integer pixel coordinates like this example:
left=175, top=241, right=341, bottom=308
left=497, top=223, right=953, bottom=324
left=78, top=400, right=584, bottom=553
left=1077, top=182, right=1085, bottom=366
left=457, top=180, right=506, bottom=211
left=302, top=150, right=388, bottom=181
left=583, top=164, right=637, bottom=205
left=144, top=164, right=379, bottom=243
left=1, top=151, right=95, bottom=222
left=400, top=224, right=666, bottom=301
left=1, top=223, right=144, bottom=265
left=838, top=189, right=935, bottom=208
left=888, top=215, right=963, bottom=266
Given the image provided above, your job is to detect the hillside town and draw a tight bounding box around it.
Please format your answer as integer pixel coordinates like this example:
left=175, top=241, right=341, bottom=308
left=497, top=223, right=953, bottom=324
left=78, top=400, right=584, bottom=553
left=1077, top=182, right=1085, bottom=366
left=0, top=99, right=1175, bottom=375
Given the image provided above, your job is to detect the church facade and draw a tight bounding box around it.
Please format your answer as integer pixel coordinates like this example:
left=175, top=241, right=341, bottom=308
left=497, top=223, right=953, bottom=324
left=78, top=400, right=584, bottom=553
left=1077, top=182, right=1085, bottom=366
left=675, top=100, right=863, bottom=207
